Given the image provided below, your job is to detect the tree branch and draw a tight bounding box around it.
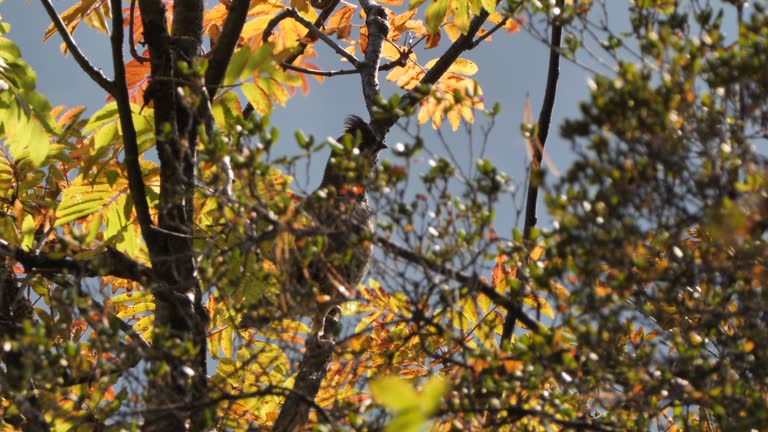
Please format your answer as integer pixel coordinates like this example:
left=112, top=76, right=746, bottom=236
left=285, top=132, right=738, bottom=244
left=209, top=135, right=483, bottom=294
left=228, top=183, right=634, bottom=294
left=263, top=8, right=360, bottom=67
left=271, top=335, right=335, bottom=432
left=205, top=0, right=250, bottom=100
left=38, top=0, right=115, bottom=96
left=504, top=0, right=564, bottom=343
left=375, top=236, right=543, bottom=332
left=0, top=239, right=154, bottom=283
left=280, top=0, right=342, bottom=66
left=129, top=0, right=150, bottom=63
left=360, top=1, right=389, bottom=116
left=111, top=0, right=158, bottom=253
left=522, top=1, right=563, bottom=240
left=471, top=16, right=509, bottom=48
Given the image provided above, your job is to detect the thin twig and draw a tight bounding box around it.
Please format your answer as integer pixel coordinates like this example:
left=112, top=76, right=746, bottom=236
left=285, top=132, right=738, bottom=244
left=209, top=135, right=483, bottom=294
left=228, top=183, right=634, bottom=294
left=39, top=0, right=115, bottom=95
left=281, top=62, right=359, bottom=77
left=375, top=235, right=542, bottom=332
left=471, top=16, right=510, bottom=47
left=263, top=8, right=360, bottom=67
left=276, top=42, right=413, bottom=78
left=111, top=0, right=158, bottom=253
left=130, top=0, right=150, bottom=63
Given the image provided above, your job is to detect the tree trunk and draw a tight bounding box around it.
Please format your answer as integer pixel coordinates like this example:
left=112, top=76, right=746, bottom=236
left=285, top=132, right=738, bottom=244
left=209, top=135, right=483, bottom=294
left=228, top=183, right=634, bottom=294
left=136, top=1, right=210, bottom=429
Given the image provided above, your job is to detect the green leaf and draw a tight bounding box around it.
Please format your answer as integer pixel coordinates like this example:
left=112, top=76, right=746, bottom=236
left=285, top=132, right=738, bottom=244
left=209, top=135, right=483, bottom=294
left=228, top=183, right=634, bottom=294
left=223, top=47, right=250, bottom=87
left=21, top=213, right=35, bottom=250
left=371, top=376, right=448, bottom=432
left=452, top=0, right=470, bottom=33
left=421, top=375, right=449, bottom=413
left=83, top=102, right=119, bottom=134
left=480, top=0, right=496, bottom=14
left=371, top=376, right=419, bottom=412
left=223, top=44, right=275, bottom=87
left=94, top=121, right=119, bottom=150
left=409, top=0, right=428, bottom=10
left=425, top=0, right=449, bottom=35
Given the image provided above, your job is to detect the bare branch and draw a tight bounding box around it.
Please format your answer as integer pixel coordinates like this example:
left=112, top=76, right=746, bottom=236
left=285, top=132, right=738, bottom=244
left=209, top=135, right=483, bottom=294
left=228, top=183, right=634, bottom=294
left=471, top=16, right=509, bottom=47
left=38, top=0, right=115, bottom=96
left=375, top=236, right=543, bottom=332
left=522, top=1, right=564, bottom=239
left=111, top=0, right=158, bottom=253
left=278, top=52, right=412, bottom=76
left=205, top=0, right=250, bottom=100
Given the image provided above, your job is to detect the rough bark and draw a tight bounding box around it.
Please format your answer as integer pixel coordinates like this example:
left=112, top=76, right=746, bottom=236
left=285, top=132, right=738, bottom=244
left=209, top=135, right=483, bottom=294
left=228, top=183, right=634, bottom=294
left=135, top=0, right=210, bottom=429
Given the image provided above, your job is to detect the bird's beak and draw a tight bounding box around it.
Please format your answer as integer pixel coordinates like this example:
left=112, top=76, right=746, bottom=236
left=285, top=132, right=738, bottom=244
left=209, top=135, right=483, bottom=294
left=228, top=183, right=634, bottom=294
left=376, top=141, right=388, bottom=151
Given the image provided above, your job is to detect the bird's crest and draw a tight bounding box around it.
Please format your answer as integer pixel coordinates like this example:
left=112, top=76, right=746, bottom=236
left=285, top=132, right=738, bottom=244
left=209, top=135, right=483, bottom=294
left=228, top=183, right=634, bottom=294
left=343, top=115, right=386, bottom=151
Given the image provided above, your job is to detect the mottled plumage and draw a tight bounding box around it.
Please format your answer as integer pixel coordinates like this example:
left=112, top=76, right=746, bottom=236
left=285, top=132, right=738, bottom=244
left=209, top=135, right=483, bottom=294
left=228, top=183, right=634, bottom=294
left=242, top=116, right=385, bottom=337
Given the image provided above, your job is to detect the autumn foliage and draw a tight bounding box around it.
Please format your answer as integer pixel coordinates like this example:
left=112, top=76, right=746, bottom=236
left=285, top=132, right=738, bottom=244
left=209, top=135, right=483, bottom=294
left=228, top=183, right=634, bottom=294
left=3, top=0, right=768, bottom=431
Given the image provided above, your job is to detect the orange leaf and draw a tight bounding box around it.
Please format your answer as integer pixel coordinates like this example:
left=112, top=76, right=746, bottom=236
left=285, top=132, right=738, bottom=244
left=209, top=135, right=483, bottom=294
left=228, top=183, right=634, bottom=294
left=327, top=5, right=356, bottom=39
left=426, top=30, right=441, bottom=48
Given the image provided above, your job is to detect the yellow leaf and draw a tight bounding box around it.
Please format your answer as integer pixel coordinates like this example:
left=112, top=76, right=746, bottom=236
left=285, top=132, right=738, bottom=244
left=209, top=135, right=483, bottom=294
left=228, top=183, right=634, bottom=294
left=115, top=302, right=156, bottom=319
left=222, top=324, right=234, bottom=358
left=110, top=291, right=154, bottom=305
left=43, top=0, right=99, bottom=42
left=529, top=243, right=545, bottom=261
left=424, top=57, right=478, bottom=76
left=522, top=294, right=554, bottom=319
left=443, top=22, right=462, bottom=41
left=550, top=282, right=570, bottom=301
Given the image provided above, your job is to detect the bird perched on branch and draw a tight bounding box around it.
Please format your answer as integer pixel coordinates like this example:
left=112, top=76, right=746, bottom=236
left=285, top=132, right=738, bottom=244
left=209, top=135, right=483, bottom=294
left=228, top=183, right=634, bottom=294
left=241, top=115, right=386, bottom=339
